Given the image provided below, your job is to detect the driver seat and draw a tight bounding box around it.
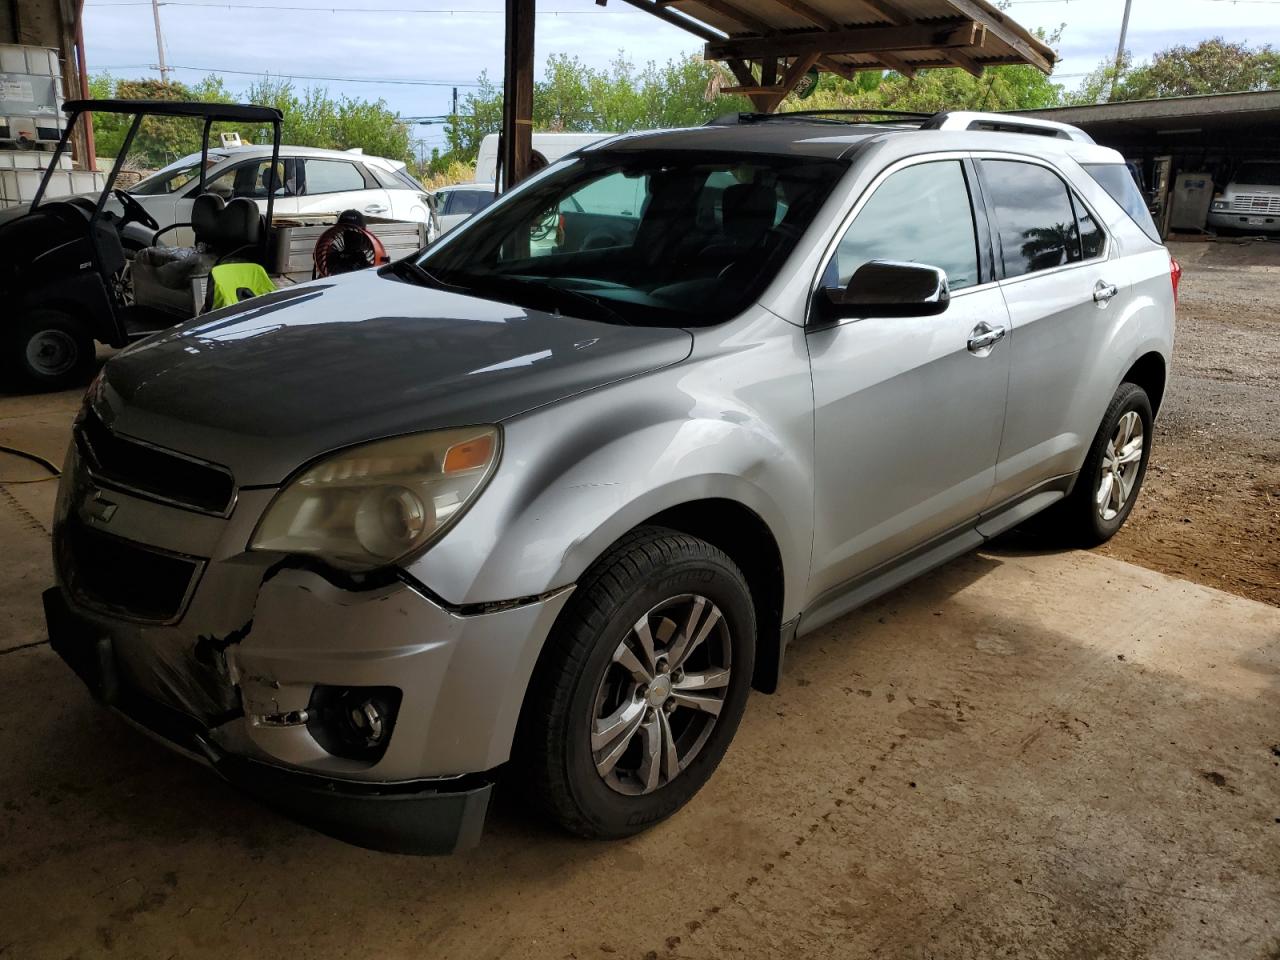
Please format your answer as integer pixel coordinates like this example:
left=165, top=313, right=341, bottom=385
left=132, top=196, right=263, bottom=314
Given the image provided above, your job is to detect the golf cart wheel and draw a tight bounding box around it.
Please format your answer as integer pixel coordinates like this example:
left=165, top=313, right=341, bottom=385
left=5, top=309, right=96, bottom=392
left=518, top=526, right=756, bottom=840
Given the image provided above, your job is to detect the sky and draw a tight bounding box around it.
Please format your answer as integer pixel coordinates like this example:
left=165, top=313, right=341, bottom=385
left=82, top=0, right=1280, bottom=155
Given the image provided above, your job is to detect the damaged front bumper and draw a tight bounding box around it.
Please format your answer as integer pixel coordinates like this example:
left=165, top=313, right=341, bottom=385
left=45, top=585, right=495, bottom=854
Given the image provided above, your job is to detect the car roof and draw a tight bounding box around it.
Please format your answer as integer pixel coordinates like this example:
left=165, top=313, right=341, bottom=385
left=584, top=119, right=1123, bottom=165
left=211, top=144, right=398, bottom=164
left=437, top=182, right=496, bottom=192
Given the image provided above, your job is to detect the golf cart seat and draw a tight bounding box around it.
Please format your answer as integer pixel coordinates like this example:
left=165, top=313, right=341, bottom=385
left=132, top=196, right=263, bottom=314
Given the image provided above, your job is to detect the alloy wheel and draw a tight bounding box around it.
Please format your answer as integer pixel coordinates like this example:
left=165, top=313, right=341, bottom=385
left=1097, top=410, right=1144, bottom=521
left=590, top=594, right=732, bottom=796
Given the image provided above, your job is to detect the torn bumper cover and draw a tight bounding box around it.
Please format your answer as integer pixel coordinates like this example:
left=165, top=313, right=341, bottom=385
left=43, top=570, right=573, bottom=854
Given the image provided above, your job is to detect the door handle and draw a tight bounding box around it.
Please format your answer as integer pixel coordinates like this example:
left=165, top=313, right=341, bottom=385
left=1093, top=280, right=1119, bottom=303
left=365, top=204, right=388, bottom=214
left=967, top=323, right=1006, bottom=354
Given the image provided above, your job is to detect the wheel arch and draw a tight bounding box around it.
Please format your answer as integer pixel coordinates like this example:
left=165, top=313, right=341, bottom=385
left=642, top=499, right=788, bottom=694
left=1121, top=350, right=1167, bottom=417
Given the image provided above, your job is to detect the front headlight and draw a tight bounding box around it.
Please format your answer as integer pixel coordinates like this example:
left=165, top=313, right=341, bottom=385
left=1212, top=200, right=1229, bottom=210
left=249, top=426, right=500, bottom=571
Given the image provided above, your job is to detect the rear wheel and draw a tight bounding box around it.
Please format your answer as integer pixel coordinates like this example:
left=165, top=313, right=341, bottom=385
left=3, top=309, right=97, bottom=393
left=518, top=526, right=756, bottom=839
left=1047, top=382, right=1153, bottom=546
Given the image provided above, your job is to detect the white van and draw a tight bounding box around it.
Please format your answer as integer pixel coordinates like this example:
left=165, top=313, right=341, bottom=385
left=474, top=132, right=614, bottom=185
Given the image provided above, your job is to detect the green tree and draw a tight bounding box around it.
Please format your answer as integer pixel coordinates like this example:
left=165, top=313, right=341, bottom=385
left=1072, top=38, right=1280, bottom=104
left=438, top=53, right=749, bottom=170
left=87, top=72, right=411, bottom=169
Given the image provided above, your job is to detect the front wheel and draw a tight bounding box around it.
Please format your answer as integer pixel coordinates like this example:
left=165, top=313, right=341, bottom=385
left=518, top=526, right=756, bottom=839
left=1052, top=381, right=1154, bottom=546
left=3, top=308, right=97, bottom=393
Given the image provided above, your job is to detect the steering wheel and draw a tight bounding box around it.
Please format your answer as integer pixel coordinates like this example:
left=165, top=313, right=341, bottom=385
left=113, top=188, right=160, bottom=231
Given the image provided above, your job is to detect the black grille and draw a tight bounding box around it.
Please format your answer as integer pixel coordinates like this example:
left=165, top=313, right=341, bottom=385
left=76, top=409, right=235, bottom=515
left=56, top=514, right=201, bottom=623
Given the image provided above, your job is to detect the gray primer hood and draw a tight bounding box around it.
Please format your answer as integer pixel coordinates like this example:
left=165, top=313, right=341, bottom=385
left=98, top=269, right=692, bottom=486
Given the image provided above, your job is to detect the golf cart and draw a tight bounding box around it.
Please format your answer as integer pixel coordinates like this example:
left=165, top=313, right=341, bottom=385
left=0, top=99, right=283, bottom=392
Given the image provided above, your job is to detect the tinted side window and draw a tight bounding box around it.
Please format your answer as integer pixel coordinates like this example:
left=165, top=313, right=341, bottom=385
left=451, top=190, right=491, bottom=215
left=981, top=160, right=1081, bottom=278
left=1083, top=162, right=1161, bottom=243
left=304, top=160, right=366, bottom=195
left=826, top=160, right=979, bottom=291
left=1073, top=192, right=1105, bottom=260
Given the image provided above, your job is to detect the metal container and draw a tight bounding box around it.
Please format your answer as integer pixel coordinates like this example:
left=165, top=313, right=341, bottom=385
left=270, top=216, right=427, bottom=281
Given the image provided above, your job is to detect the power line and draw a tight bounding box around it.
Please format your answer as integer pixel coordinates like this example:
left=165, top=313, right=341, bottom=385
left=98, top=62, right=485, bottom=86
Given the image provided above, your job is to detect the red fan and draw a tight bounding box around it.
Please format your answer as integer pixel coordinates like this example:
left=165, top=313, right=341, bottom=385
left=313, top=217, right=389, bottom=278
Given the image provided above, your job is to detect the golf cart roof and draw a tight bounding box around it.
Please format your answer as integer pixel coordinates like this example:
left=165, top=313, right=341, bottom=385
left=62, top=99, right=283, bottom=123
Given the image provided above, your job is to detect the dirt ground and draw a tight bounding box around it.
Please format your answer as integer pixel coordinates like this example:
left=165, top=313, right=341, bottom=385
left=1096, top=240, right=1280, bottom=606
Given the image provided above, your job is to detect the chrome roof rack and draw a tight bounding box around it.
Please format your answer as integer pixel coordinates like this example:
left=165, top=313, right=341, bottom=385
left=923, top=111, right=1095, bottom=144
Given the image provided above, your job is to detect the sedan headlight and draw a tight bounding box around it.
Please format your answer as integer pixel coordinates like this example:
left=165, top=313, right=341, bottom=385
left=250, top=426, right=500, bottom=571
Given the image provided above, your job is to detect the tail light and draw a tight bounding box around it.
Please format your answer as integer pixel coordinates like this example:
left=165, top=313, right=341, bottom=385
left=1169, top=254, right=1183, bottom=306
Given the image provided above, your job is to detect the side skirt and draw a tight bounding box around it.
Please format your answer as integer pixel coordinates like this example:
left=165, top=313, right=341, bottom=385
left=793, top=474, right=1073, bottom=642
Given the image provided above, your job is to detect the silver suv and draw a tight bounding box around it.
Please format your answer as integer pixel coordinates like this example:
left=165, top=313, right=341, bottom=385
left=45, top=111, right=1178, bottom=853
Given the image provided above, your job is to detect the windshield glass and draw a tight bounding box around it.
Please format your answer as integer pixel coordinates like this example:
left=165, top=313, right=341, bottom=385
left=415, top=151, right=847, bottom=327
left=1234, top=163, right=1280, bottom=187
left=129, top=153, right=225, bottom=196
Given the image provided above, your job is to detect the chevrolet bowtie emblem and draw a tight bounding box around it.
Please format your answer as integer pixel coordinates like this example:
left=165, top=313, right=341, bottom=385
left=86, top=493, right=117, bottom=523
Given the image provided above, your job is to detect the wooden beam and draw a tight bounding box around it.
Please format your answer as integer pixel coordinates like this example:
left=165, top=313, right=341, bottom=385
left=875, top=50, right=917, bottom=78
left=762, top=51, right=821, bottom=110
left=945, top=0, right=1053, bottom=74
left=500, top=0, right=535, bottom=191
left=817, top=55, right=853, bottom=79
left=705, top=21, right=980, bottom=61
left=944, top=48, right=984, bottom=78
left=668, top=0, right=773, bottom=34
left=858, top=0, right=910, bottom=27
left=614, top=0, right=723, bottom=42
left=761, top=0, right=838, bottom=31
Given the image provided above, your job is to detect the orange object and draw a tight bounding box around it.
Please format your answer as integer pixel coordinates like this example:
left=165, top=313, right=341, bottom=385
left=443, top=435, right=494, bottom=474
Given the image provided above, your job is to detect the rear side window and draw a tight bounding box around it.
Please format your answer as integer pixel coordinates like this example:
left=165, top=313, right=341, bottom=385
left=825, top=160, right=980, bottom=291
left=304, top=160, right=366, bottom=195
left=448, top=189, right=493, bottom=215
left=1083, top=163, right=1161, bottom=243
left=981, top=159, right=1084, bottom=278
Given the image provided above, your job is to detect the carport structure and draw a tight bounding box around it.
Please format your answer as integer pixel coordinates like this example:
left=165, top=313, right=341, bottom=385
left=499, top=0, right=1055, bottom=186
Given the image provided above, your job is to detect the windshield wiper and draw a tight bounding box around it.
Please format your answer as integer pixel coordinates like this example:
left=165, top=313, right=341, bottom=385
left=387, top=257, right=461, bottom=291
left=476, top=275, right=632, bottom=326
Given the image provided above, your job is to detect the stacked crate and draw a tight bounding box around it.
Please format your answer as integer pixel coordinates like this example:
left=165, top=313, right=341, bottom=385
left=0, top=44, right=104, bottom=208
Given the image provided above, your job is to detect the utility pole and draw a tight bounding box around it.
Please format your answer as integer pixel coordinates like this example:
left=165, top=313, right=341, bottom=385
left=1109, top=0, right=1133, bottom=102
left=151, top=0, right=171, bottom=82
left=452, top=86, right=458, bottom=118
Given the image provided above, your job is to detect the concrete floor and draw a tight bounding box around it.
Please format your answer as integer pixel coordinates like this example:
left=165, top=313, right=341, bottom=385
left=3, top=390, right=1280, bottom=959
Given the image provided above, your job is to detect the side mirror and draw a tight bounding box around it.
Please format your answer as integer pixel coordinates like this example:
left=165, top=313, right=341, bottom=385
left=817, top=260, right=950, bottom=321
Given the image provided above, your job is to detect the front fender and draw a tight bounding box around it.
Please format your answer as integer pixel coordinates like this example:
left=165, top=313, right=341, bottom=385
left=407, top=314, right=815, bottom=620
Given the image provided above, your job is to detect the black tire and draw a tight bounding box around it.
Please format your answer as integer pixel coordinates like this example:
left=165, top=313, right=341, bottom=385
left=517, top=526, right=756, bottom=840
left=3, top=308, right=97, bottom=393
left=1047, top=382, right=1154, bottom=547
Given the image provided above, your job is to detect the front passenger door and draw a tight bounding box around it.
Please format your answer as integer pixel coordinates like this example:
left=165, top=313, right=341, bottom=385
left=805, top=158, right=1012, bottom=602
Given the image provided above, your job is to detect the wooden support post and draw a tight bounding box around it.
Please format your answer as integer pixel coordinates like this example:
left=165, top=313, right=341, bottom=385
left=501, top=0, right=535, bottom=191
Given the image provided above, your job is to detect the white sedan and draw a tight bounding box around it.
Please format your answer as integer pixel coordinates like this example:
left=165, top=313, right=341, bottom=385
left=128, top=144, right=436, bottom=243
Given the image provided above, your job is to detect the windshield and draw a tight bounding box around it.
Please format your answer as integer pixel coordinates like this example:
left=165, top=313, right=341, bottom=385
left=414, top=151, right=847, bottom=327
left=129, top=153, right=225, bottom=196
left=1234, top=163, right=1280, bottom=187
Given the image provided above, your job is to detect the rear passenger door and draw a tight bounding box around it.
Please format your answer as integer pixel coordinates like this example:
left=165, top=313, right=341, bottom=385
left=976, top=157, right=1120, bottom=508
left=806, top=157, right=1012, bottom=599
left=293, top=158, right=390, bottom=219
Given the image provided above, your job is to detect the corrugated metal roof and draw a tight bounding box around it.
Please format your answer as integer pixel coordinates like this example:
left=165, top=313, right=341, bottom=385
left=621, top=0, right=1055, bottom=95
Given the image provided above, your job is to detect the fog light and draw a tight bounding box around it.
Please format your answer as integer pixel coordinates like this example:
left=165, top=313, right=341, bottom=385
left=306, top=685, right=402, bottom=763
